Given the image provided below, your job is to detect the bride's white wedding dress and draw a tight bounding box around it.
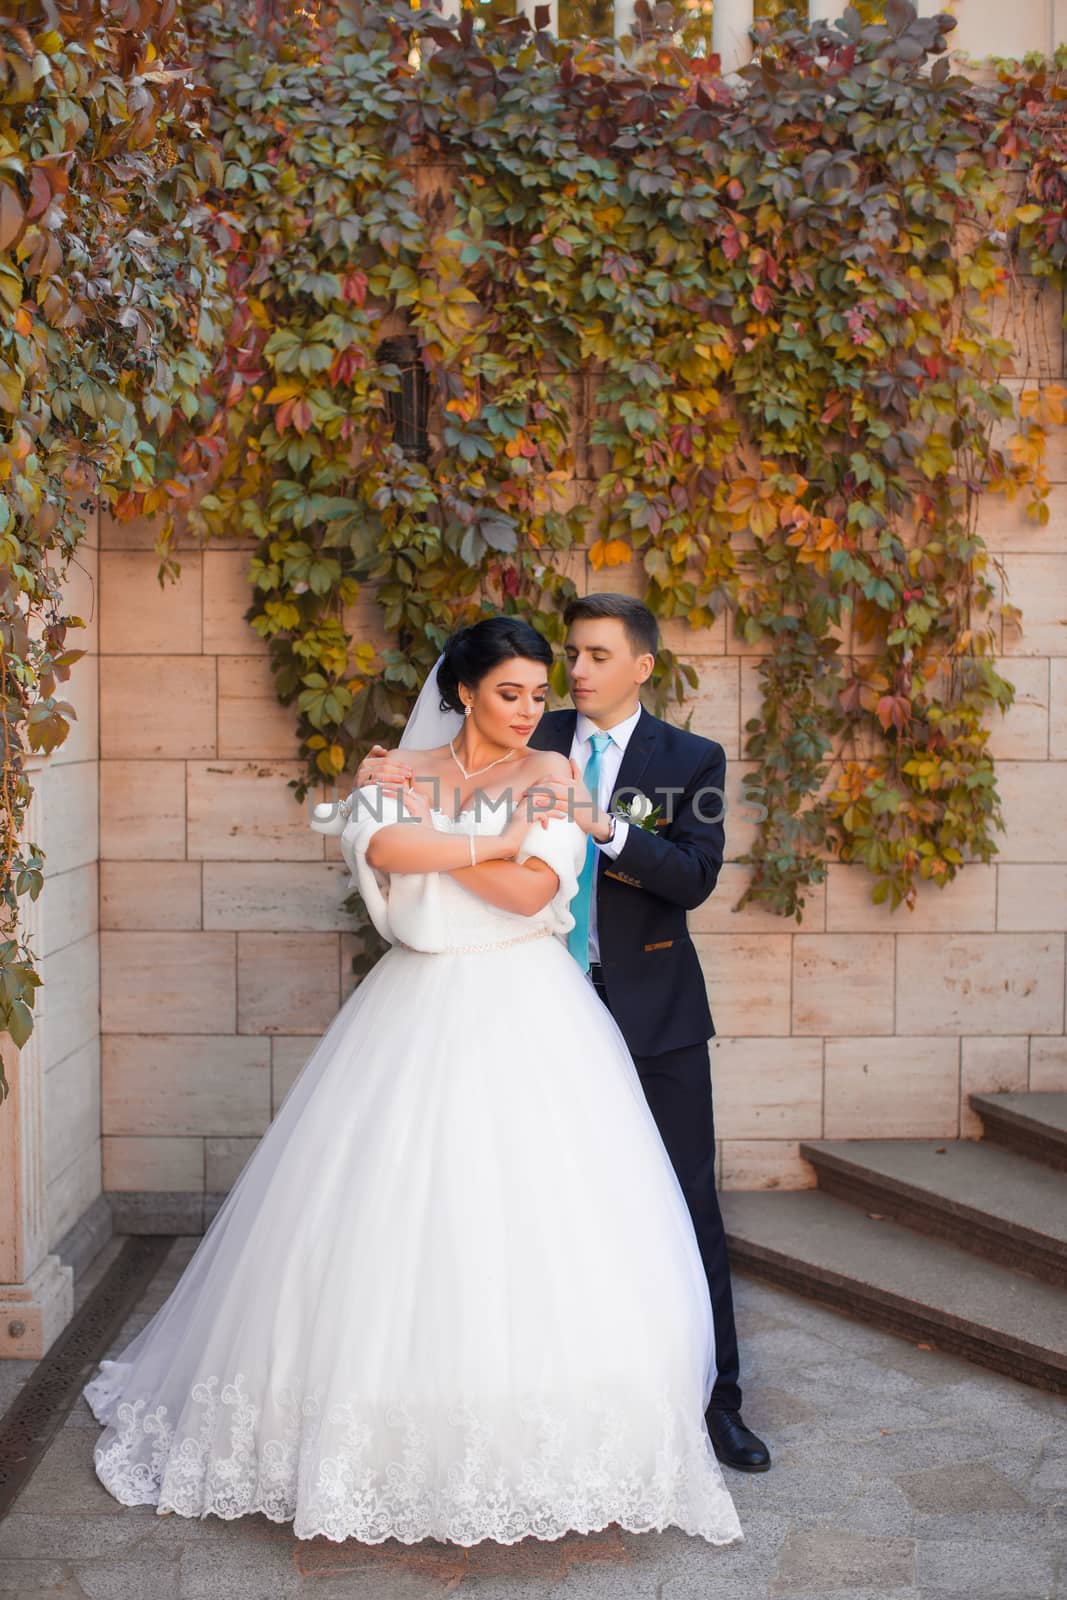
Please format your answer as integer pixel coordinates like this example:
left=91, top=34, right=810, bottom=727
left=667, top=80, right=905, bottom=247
left=83, top=785, right=742, bottom=1548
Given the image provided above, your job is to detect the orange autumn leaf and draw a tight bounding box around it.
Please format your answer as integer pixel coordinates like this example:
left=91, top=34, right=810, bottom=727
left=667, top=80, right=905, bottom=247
left=589, top=538, right=631, bottom=569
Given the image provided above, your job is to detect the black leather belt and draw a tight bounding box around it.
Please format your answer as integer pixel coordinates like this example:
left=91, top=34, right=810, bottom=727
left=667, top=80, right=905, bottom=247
left=589, top=961, right=605, bottom=983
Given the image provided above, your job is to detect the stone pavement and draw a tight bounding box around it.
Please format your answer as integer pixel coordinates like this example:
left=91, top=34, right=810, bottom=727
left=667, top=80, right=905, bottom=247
left=0, top=1238, right=1063, bottom=1600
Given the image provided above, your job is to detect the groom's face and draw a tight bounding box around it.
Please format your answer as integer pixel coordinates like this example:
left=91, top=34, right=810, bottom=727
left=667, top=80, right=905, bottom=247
left=564, top=618, right=654, bottom=724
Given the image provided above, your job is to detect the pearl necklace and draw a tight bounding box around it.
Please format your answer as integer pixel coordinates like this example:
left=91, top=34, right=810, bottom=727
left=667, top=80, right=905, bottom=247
left=448, top=735, right=518, bottom=781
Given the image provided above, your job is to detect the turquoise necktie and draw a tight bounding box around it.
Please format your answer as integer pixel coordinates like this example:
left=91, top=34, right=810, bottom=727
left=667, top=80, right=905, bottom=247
left=567, top=731, right=613, bottom=972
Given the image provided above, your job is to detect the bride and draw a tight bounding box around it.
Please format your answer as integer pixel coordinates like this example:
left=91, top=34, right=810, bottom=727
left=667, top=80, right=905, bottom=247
left=82, top=615, right=742, bottom=1549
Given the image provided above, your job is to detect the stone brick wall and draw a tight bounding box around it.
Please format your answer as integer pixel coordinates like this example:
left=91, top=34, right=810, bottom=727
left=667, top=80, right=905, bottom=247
left=49, top=272, right=1065, bottom=1212
left=35, top=520, right=102, bottom=1248
left=949, top=0, right=1067, bottom=59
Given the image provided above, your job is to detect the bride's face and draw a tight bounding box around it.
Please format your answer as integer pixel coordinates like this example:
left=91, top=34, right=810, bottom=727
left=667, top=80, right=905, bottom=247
left=465, top=657, right=550, bottom=749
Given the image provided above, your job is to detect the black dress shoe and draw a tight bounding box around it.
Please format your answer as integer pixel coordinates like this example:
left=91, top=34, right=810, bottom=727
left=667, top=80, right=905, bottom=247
left=705, top=1407, right=771, bottom=1472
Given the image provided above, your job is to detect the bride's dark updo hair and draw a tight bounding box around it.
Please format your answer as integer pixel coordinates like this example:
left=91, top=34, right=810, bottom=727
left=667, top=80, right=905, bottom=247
left=437, top=617, right=553, bottom=715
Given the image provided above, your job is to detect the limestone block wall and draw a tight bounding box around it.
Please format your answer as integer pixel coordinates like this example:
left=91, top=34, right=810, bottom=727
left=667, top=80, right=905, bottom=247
left=35, top=516, right=102, bottom=1248
left=948, top=0, right=1067, bottom=59
left=95, top=516, right=380, bottom=1221
left=0, top=512, right=102, bottom=1357
left=91, top=277, right=1067, bottom=1206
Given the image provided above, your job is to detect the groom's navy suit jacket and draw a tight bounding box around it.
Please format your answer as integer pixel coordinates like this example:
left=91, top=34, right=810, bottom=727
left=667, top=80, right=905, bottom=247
left=528, top=707, right=726, bottom=1058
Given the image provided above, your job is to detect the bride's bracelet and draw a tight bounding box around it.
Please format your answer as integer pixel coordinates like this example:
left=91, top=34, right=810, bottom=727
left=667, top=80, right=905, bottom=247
left=468, top=834, right=477, bottom=868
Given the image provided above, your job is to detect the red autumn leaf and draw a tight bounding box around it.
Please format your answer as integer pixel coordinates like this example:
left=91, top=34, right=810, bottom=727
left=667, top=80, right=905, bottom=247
left=876, top=694, right=911, bottom=733
left=27, top=167, right=54, bottom=221
left=0, top=185, right=25, bottom=251
left=343, top=271, right=368, bottom=306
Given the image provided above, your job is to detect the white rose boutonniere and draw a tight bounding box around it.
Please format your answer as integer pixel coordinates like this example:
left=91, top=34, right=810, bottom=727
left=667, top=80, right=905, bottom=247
left=613, top=792, right=663, bottom=832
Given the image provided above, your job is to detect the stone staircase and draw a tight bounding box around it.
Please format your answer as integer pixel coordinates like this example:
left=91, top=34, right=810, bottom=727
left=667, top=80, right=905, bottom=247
left=721, top=1091, right=1067, bottom=1394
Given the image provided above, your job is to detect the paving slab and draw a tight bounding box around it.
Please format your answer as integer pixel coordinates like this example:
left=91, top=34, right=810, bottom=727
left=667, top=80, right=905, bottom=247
left=0, top=1240, right=1063, bottom=1600
left=0, top=1559, right=83, bottom=1595
left=895, top=1460, right=1028, bottom=1514
left=916, top=1537, right=1059, bottom=1596
left=770, top=1530, right=916, bottom=1594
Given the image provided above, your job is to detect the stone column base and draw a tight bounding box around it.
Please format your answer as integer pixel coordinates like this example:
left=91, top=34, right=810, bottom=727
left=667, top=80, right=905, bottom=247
left=0, top=1253, right=73, bottom=1359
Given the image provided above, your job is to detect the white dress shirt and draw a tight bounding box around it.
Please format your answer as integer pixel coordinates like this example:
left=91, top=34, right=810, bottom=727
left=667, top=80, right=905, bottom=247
left=569, top=705, right=642, bottom=964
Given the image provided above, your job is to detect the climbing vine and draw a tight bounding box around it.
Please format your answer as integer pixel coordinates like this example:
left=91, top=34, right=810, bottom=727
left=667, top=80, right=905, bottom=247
left=0, top=0, right=227, bottom=1090
left=162, top=0, right=1065, bottom=921
left=3, top=0, right=1067, bottom=1078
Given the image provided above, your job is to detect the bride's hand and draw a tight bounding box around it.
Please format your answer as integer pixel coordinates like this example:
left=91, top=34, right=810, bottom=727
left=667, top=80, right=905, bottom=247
left=399, top=784, right=434, bottom=825
left=356, top=744, right=416, bottom=796
left=497, top=803, right=537, bottom=857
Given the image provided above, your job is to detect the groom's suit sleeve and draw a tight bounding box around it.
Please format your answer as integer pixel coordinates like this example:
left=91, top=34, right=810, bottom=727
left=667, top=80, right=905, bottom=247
left=609, top=741, right=726, bottom=911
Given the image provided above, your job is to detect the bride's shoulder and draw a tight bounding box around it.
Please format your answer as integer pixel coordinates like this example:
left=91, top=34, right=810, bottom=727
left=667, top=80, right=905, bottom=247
left=520, top=748, right=571, bottom=781
left=392, top=744, right=451, bottom=785
left=401, top=742, right=451, bottom=764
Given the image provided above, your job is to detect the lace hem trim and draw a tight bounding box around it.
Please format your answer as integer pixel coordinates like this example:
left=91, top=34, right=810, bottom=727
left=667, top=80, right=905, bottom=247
left=84, top=1363, right=743, bottom=1549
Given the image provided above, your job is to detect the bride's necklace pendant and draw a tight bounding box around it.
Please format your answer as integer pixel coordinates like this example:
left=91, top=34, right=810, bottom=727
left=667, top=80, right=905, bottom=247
left=449, top=736, right=517, bottom=782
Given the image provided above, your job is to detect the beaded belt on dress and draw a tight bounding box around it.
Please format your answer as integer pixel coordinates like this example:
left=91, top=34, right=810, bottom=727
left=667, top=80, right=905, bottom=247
left=394, top=926, right=554, bottom=956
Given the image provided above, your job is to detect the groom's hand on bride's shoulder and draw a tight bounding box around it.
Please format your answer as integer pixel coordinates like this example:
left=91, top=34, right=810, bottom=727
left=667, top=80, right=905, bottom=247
left=522, top=762, right=605, bottom=837
left=354, top=743, right=415, bottom=796
left=510, top=781, right=565, bottom=829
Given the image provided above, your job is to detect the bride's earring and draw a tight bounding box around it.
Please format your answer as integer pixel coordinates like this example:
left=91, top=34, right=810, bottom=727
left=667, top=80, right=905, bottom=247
left=464, top=704, right=472, bottom=718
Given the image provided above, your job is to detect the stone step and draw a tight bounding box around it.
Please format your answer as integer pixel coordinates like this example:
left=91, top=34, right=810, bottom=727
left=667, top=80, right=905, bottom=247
left=722, top=1190, right=1067, bottom=1394
left=968, top=1092, right=1067, bottom=1173
left=799, top=1138, right=1067, bottom=1287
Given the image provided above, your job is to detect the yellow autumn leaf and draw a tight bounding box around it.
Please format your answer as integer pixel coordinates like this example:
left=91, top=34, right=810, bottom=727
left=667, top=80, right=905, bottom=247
left=1043, top=384, right=1066, bottom=426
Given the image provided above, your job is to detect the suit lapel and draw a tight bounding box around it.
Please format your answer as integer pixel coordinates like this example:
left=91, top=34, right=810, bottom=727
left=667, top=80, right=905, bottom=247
left=530, top=708, right=577, bottom=758
left=611, top=705, right=658, bottom=806
left=534, top=706, right=659, bottom=791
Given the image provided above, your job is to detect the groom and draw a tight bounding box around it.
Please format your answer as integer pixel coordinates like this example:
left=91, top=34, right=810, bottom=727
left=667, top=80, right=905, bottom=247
left=356, top=593, right=769, bottom=1473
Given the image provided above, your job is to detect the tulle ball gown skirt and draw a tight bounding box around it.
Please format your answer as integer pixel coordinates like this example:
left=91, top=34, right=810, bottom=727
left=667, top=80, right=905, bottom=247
left=83, top=934, right=742, bottom=1547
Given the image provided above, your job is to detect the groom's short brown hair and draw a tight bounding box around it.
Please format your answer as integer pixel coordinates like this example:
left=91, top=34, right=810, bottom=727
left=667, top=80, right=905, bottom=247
left=563, top=593, right=659, bottom=660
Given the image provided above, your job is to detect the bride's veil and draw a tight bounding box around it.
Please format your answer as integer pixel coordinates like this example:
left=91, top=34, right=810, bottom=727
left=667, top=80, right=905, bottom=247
left=398, top=651, right=464, bottom=751
left=313, top=652, right=461, bottom=830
